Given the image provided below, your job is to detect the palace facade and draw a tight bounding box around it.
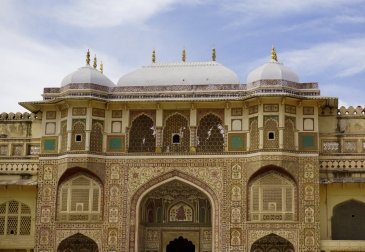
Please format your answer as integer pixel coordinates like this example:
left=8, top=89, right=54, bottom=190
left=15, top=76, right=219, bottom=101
left=1, top=49, right=365, bottom=252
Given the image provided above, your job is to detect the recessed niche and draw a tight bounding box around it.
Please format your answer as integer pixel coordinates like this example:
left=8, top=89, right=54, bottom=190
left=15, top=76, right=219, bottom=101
left=231, top=119, right=242, bottom=131
left=172, top=134, right=181, bottom=144
left=112, top=121, right=122, bottom=133
left=75, top=134, right=82, bottom=142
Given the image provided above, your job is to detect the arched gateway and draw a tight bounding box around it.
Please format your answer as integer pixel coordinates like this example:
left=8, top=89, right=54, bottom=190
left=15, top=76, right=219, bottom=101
left=251, top=233, right=294, bottom=252
left=166, top=236, right=195, bottom=252
left=132, top=173, right=218, bottom=252
left=57, top=233, right=98, bottom=252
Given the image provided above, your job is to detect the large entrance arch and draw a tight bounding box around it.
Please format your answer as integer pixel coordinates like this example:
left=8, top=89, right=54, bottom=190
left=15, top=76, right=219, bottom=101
left=251, top=233, right=294, bottom=252
left=131, top=171, right=219, bottom=252
left=139, top=180, right=211, bottom=251
left=57, top=233, right=98, bottom=252
left=166, top=236, right=195, bottom=252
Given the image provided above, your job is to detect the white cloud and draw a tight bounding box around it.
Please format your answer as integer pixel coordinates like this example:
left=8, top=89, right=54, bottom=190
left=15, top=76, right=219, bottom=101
left=0, top=26, right=126, bottom=112
left=335, top=15, right=365, bottom=24
left=280, top=38, right=365, bottom=78
left=220, top=0, right=365, bottom=25
left=47, top=0, right=200, bottom=28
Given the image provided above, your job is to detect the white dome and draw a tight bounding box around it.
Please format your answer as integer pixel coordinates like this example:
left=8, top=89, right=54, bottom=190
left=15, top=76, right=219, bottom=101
left=61, top=65, right=115, bottom=87
left=247, top=61, right=299, bottom=84
left=117, top=61, right=240, bottom=86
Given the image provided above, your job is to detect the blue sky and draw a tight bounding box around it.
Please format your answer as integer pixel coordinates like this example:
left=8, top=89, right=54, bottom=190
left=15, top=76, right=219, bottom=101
left=1, top=0, right=365, bottom=111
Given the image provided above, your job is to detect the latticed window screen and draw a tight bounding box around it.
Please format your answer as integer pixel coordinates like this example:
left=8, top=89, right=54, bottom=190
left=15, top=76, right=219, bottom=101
left=71, top=120, right=86, bottom=151
left=129, top=114, right=156, bottom=152
left=0, top=200, right=31, bottom=235
left=90, top=121, right=103, bottom=152
left=249, top=117, right=259, bottom=151
left=60, top=120, right=67, bottom=152
left=163, top=113, right=190, bottom=153
left=197, top=114, right=224, bottom=153
left=249, top=172, right=295, bottom=221
left=263, top=116, right=279, bottom=149
left=284, top=117, right=295, bottom=150
left=59, top=175, right=101, bottom=221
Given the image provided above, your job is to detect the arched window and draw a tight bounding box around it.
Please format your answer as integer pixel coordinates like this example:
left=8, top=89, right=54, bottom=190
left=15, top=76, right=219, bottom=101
left=163, top=113, right=190, bottom=153
left=58, top=175, right=102, bottom=222
left=284, top=117, right=295, bottom=150
left=129, top=114, right=156, bottom=153
left=71, top=120, right=86, bottom=151
left=263, top=116, right=279, bottom=149
left=249, top=117, right=259, bottom=151
left=249, top=171, right=296, bottom=221
left=90, top=121, right=103, bottom=152
left=0, top=200, right=31, bottom=235
left=197, top=114, right=224, bottom=153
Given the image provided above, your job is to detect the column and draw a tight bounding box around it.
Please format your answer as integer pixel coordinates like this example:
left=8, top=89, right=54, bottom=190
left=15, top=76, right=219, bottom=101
left=190, top=106, right=197, bottom=153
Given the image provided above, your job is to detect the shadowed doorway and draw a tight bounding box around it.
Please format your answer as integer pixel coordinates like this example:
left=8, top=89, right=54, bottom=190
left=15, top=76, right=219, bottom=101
left=166, top=236, right=195, bottom=252
left=251, top=233, right=294, bottom=252
left=57, top=233, right=98, bottom=252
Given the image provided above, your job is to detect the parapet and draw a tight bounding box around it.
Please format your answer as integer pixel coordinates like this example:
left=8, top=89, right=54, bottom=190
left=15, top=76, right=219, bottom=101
left=0, top=112, right=37, bottom=121
left=337, top=106, right=365, bottom=116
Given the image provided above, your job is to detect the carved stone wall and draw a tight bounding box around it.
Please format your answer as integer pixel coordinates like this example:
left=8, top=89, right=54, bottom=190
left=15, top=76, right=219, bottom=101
left=33, top=153, right=319, bottom=252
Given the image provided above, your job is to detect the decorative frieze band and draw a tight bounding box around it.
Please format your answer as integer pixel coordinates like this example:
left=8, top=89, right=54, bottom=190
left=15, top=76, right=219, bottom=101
left=0, top=162, right=38, bottom=174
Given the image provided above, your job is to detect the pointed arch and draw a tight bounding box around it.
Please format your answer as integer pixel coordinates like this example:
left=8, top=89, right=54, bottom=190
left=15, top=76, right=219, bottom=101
left=250, top=233, right=295, bottom=252
left=128, top=114, right=156, bottom=152
left=197, top=113, right=224, bottom=153
left=130, top=170, right=220, bottom=252
left=163, top=112, right=190, bottom=153
left=332, top=199, right=365, bottom=240
left=90, top=120, right=104, bottom=152
left=166, top=236, right=195, bottom=252
left=249, top=117, right=259, bottom=150
left=71, top=120, right=86, bottom=151
left=57, top=168, right=103, bottom=222
left=57, top=233, right=99, bottom=252
left=284, top=116, right=295, bottom=150
left=248, top=166, right=297, bottom=222
left=263, top=116, right=279, bottom=149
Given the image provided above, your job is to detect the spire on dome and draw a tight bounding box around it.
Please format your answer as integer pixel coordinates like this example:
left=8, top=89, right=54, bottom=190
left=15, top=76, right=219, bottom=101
left=93, top=55, right=97, bottom=69
left=182, top=49, right=186, bottom=62
left=100, top=61, right=103, bottom=74
left=212, top=48, right=216, bottom=61
left=86, top=49, right=90, bottom=65
left=152, top=49, right=156, bottom=63
left=271, top=47, right=278, bottom=62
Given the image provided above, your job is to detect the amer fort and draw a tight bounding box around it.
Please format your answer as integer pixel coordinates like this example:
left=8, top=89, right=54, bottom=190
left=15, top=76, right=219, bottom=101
left=1, top=48, right=365, bottom=252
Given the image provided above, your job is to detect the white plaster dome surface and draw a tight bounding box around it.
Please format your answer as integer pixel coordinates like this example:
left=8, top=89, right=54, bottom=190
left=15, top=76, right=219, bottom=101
left=247, top=61, right=299, bottom=84
left=117, top=62, right=240, bottom=86
left=61, top=65, right=115, bottom=87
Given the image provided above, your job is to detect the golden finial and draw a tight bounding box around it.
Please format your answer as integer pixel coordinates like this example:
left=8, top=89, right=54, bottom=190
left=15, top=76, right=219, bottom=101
left=86, top=49, right=90, bottom=65
left=212, top=48, right=216, bottom=61
left=271, top=46, right=278, bottom=62
left=100, top=61, right=103, bottom=74
left=152, top=49, right=156, bottom=63
left=93, top=55, right=97, bottom=69
left=182, top=48, right=186, bottom=62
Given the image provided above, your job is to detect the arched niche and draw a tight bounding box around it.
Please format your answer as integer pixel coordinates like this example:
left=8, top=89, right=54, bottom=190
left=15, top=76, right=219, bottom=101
left=332, top=199, right=365, bottom=240
left=248, top=166, right=297, bottom=222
